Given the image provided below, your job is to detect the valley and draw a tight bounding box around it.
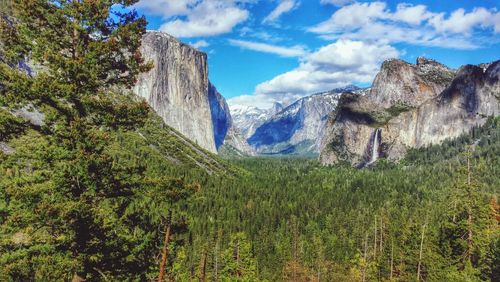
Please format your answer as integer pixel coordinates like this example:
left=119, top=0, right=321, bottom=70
left=1, top=1, right=499, bottom=281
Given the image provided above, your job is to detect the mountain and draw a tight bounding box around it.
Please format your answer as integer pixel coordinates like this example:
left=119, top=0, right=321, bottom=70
left=230, top=102, right=283, bottom=139
left=133, top=31, right=251, bottom=155
left=247, top=88, right=361, bottom=155
left=319, top=57, right=500, bottom=166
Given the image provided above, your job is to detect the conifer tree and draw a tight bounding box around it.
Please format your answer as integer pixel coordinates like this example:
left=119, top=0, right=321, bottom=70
left=0, top=1, right=171, bottom=280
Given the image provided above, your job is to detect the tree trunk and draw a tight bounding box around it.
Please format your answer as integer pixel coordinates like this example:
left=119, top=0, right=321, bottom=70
left=158, top=212, right=172, bottom=282
left=416, top=221, right=426, bottom=281
left=466, top=152, right=473, bottom=264
left=390, top=239, right=394, bottom=280
left=199, top=249, right=207, bottom=282
left=362, top=232, right=368, bottom=282
left=374, top=215, right=377, bottom=258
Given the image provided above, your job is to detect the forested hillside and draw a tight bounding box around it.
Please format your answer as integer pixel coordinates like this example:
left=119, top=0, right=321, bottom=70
left=0, top=1, right=235, bottom=280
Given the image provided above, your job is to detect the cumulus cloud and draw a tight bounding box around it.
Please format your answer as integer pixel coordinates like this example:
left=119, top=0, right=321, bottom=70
left=229, top=40, right=398, bottom=108
left=262, top=0, right=300, bottom=24
left=159, top=1, right=249, bottom=37
left=309, top=2, right=500, bottom=49
left=136, top=0, right=251, bottom=38
left=229, top=39, right=307, bottom=57
left=255, top=40, right=398, bottom=97
left=227, top=94, right=281, bottom=109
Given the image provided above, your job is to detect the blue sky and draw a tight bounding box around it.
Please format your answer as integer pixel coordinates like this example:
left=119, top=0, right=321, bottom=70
left=134, top=0, right=500, bottom=108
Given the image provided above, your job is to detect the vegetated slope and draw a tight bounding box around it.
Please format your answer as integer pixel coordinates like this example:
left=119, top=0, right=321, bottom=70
left=178, top=117, right=500, bottom=281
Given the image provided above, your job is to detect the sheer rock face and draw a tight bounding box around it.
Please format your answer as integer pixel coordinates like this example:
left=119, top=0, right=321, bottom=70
left=134, top=31, right=216, bottom=153
left=320, top=58, right=500, bottom=166
left=208, top=82, right=254, bottom=155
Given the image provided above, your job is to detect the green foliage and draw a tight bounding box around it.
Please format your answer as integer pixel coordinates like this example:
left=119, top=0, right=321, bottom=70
left=178, top=121, right=500, bottom=281
left=221, top=232, right=258, bottom=281
left=0, top=108, right=24, bottom=140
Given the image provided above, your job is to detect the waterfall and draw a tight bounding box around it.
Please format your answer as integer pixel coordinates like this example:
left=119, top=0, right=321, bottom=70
left=368, top=128, right=381, bottom=165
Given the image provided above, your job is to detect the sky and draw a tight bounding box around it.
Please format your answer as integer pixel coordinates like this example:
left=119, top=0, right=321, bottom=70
left=133, top=0, right=500, bottom=109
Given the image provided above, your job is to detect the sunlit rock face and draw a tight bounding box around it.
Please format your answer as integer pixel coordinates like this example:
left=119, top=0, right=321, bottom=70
left=320, top=58, right=500, bottom=166
left=134, top=31, right=217, bottom=153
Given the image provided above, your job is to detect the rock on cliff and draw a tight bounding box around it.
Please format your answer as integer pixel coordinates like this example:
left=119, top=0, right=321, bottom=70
left=248, top=89, right=353, bottom=155
left=319, top=58, right=500, bottom=166
left=134, top=31, right=217, bottom=153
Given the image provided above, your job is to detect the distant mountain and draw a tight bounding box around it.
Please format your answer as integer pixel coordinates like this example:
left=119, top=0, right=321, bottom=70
left=230, top=102, right=283, bottom=139
left=242, top=86, right=365, bottom=155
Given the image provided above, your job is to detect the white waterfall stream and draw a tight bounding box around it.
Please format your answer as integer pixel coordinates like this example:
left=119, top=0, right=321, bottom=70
left=368, top=128, right=381, bottom=165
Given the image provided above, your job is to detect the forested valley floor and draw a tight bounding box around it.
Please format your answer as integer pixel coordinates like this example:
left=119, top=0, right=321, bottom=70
left=179, top=117, right=500, bottom=281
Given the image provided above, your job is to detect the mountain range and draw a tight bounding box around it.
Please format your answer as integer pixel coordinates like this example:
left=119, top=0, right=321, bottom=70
left=131, top=31, right=499, bottom=163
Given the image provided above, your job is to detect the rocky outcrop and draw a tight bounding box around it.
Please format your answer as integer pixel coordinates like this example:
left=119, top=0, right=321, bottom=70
left=247, top=89, right=349, bottom=155
left=320, top=58, right=500, bottom=166
left=134, top=31, right=216, bottom=153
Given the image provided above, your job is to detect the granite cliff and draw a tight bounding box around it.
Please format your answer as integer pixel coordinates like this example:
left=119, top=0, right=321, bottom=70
left=134, top=31, right=251, bottom=155
left=319, top=58, right=500, bottom=166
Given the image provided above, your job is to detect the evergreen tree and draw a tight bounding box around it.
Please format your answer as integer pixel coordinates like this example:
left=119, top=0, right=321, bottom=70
left=221, top=232, right=258, bottom=281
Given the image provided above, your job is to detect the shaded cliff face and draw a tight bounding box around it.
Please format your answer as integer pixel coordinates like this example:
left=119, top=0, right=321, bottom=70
left=320, top=58, right=500, bottom=166
left=248, top=91, right=344, bottom=155
left=208, top=82, right=231, bottom=149
left=208, top=82, right=254, bottom=155
left=134, top=32, right=216, bottom=153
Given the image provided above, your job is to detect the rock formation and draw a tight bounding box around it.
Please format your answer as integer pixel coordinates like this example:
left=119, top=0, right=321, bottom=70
left=134, top=31, right=216, bottom=153
left=320, top=58, right=500, bottom=166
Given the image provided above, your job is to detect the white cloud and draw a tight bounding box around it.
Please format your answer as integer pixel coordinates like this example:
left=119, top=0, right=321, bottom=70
left=229, top=39, right=307, bottom=57
left=309, top=2, right=388, bottom=34
left=136, top=0, right=251, bottom=38
left=160, top=1, right=249, bottom=37
left=134, top=0, right=198, bottom=18
left=428, top=8, right=499, bottom=34
left=190, top=40, right=209, bottom=49
left=228, top=94, right=280, bottom=109
left=255, top=40, right=398, bottom=97
left=229, top=39, right=398, bottom=108
left=392, top=3, right=434, bottom=25
left=309, top=2, right=500, bottom=49
left=320, top=0, right=353, bottom=7
left=262, top=0, right=299, bottom=24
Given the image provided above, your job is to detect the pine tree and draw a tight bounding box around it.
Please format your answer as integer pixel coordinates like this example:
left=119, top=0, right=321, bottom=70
left=221, top=232, right=258, bottom=281
left=439, top=150, right=491, bottom=279
left=0, top=0, right=176, bottom=280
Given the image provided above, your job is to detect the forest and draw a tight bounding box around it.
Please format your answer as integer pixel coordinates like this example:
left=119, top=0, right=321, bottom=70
left=0, top=1, right=499, bottom=281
